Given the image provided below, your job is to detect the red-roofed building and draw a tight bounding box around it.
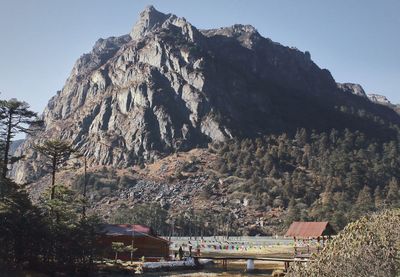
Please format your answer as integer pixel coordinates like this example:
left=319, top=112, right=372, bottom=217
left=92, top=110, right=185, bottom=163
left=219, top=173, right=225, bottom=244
left=98, top=224, right=170, bottom=261
left=285, top=221, right=336, bottom=239
left=285, top=221, right=336, bottom=258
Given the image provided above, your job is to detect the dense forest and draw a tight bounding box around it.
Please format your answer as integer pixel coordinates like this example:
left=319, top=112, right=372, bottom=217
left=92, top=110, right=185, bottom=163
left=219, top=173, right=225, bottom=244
left=0, top=179, right=101, bottom=274
left=212, top=128, right=400, bottom=230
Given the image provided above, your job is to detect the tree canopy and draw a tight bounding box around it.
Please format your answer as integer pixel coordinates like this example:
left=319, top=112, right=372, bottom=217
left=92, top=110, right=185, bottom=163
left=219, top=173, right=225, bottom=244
left=0, top=98, right=41, bottom=184
left=213, top=128, right=400, bottom=229
left=34, top=139, right=76, bottom=199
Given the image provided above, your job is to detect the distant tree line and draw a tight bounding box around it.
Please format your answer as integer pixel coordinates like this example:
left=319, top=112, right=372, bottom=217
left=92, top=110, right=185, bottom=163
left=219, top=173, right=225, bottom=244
left=111, top=203, right=240, bottom=238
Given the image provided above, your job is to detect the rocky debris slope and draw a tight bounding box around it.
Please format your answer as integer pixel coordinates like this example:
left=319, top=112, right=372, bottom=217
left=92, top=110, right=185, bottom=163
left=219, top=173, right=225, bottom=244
left=12, top=6, right=400, bottom=185
left=93, top=176, right=283, bottom=235
left=24, top=148, right=283, bottom=235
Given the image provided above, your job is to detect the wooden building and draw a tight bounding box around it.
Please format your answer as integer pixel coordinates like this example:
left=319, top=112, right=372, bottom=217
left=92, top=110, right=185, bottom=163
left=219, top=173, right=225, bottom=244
left=285, top=221, right=336, bottom=257
left=98, top=224, right=170, bottom=261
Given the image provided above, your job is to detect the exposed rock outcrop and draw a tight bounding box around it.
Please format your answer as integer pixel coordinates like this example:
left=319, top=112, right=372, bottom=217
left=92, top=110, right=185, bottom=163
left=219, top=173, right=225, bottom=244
left=368, top=93, right=400, bottom=114
left=337, top=83, right=368, bottom=98
left=368, top=93, right=392, bottom=105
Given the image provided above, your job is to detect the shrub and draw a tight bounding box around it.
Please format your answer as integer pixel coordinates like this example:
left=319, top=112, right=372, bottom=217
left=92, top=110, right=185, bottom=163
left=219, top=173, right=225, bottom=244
left=287, top=209, right=400, bottom=277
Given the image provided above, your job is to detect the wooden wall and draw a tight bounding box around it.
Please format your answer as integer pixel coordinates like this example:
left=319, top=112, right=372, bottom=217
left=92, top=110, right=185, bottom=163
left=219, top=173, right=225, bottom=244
left=98, top=235, right=170, bottom=260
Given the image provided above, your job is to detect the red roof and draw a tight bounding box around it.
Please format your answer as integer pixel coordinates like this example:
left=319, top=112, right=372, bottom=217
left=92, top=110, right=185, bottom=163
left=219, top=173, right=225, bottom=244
left=100, top=224, right=153, bottom=237
left=98, top=224, right=171, bottom=244
left=285, top=222, right=336, bottom=238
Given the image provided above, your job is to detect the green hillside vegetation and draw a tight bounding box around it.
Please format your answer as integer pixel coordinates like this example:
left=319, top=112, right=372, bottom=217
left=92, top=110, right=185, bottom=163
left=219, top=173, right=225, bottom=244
left=287, top=209, right=400, bottom=277
left=212, top=128, right=400, bottom=230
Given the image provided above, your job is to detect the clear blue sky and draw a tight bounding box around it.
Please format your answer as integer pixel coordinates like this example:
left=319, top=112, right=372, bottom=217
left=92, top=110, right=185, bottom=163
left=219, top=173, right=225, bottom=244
left=1, top=0, right=399, bottom=113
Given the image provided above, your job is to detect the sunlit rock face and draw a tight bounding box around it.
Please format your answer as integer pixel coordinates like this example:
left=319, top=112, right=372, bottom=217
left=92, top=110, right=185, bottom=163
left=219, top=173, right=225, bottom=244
left=12, top=6, right=399, bottom=183
left=368, top=93, right=392, bottom=105
left=337, top=83, right=368, bottom=98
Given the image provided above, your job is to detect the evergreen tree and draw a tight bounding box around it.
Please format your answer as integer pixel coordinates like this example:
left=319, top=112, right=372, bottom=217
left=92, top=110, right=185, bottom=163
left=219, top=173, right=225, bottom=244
left=0, top=99, right=41, bottom=180
left=295, top=128, right=308, bottom=147
left=386, top=178, right=400, bottom=207
left=353, top=186, right=374, bottom=218
left=373, top=186, right=384, bottom=210
left=34, top=140, right=76, bottom=200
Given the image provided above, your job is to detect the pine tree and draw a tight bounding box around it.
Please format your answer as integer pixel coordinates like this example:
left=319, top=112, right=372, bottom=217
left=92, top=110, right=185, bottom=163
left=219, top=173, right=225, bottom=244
left=295, top=128, right=308, bottom=147
left=386, top=178, right=400, bottom=207
left=373, top=186, right=384, bottom=210
left=353, top=186, right=374, bottom=218
left=34, top=140, right=76, bottom=200
left=0, top=98, right=41, bottom=179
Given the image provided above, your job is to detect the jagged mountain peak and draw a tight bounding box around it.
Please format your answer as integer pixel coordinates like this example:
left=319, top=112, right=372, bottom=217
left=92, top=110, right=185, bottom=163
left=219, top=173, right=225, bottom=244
left=130, top=5, right=171, bottom=40
left=130, top=6, right=198, bottom=41
left=130, top=6, right=262, bottom=48
left=12, top=7, right=400, bottom=184
left=143, top=4, right=157, bottom=12
left=129, top=5, right=200, bottom=43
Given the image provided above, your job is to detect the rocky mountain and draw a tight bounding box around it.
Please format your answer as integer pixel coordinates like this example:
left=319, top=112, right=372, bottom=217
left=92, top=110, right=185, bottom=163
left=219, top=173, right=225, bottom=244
left=12, top=6, right=400, bottom=185
left=368, top=93, right=392, bottom=105
left=367, top=93, right=400, bottom=114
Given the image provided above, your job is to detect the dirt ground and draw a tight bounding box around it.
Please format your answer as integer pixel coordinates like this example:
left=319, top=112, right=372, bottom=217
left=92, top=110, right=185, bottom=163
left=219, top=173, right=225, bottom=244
left=142, top=260, right=284, bottom=276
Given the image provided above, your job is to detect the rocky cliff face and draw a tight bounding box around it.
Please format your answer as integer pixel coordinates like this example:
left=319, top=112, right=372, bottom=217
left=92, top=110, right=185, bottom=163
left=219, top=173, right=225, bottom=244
left=12, top=6, right=400, bottom=184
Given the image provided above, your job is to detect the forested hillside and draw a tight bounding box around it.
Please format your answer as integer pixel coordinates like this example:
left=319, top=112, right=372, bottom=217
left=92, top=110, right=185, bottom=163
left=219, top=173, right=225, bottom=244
left=90, top=127, right=400, bottom=235
left=212, top=128, right=400, bottom=230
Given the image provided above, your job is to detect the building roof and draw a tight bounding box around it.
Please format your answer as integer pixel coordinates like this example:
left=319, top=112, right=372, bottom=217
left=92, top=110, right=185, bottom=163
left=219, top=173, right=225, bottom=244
left=285, top=221, right=336, bottom=238
left=100, top=224, right=154, bottom=237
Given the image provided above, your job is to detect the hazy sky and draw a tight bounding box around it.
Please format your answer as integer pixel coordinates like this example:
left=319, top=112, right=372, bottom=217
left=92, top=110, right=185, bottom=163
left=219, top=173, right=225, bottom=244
left=0, top=0, right=399, bottom=113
